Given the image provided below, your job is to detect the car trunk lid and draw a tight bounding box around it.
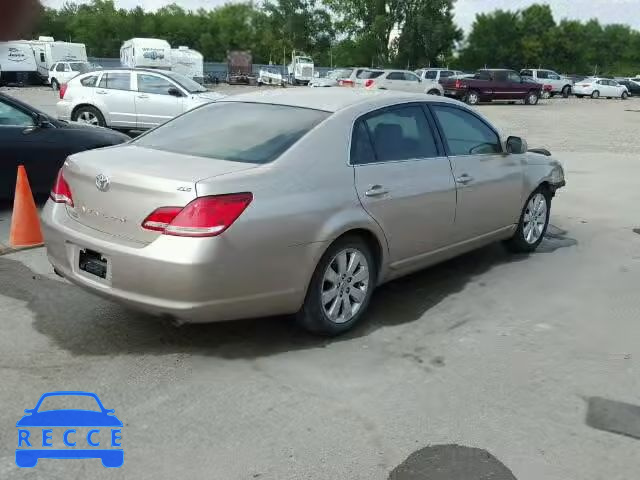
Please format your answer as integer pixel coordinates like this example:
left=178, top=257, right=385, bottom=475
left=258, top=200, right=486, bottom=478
left=62, top=145, right=258, bottom=244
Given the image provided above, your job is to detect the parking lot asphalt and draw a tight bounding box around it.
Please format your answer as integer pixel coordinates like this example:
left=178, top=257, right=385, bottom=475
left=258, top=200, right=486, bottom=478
left=1, top=87, right=640, bottom=479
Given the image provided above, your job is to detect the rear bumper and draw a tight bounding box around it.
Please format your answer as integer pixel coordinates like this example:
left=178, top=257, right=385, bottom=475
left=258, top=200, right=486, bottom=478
left=41, top=201, right=318, bottom=323
left=56, top=100, right=73, bottom=121
left=443, top=89, right=466, bottom=99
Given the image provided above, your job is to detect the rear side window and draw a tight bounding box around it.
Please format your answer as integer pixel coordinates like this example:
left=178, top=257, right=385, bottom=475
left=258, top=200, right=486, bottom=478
left=352, top=105, right=439, bottom=164
left=80, top=75, right=99, bottom=87
left=359, top=71, right=383, bottom=79
left=440, top=71, right=453, bottom=78
left=56, top=63, right=66, bottom=72
left=521, top=69, right=532, bottom=77
left=424, top=70, right=438, bottom=79
left=493, top=71, right=508, bottom=81
left=403, top=72, right=420, bottom=82
left=537, top=70, right=549, bottom=79
left=432, top=105, right=501, bottom=156
left=387, top=72, right=405, bottom=80
left=134, top=102, right=329, bottom=164
left=98, top=73, right=131, bottom=91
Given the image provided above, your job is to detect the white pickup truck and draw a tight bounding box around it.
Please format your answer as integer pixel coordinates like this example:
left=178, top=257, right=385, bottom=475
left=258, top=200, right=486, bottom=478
left=520, top=69, right=574, bottom=98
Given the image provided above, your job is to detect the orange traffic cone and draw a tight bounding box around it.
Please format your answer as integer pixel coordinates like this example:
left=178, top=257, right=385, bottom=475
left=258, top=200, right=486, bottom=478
left=9, top=166, right=44, bottom=249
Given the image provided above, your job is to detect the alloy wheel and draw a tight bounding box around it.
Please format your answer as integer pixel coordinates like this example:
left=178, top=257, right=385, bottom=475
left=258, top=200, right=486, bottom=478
left=321, top=248, right=370, bottom=324
left=78, top=111, right=99, bottom=126
left=523, top=193, right=548, bottom=244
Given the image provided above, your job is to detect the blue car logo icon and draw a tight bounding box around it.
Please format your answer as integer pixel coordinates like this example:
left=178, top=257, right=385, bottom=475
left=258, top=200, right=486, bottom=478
left=16, top=391, right=123, bottom=468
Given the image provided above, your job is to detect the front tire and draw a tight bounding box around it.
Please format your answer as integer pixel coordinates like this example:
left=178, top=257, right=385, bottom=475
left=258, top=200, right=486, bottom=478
left=296, top=236, right=376, bottom=336
left=72, top=105, right=106, bottom=127
left=427, top=89, right=441, bottom=96
left=622, top=91, right=628, bottom=100
left=562, top=85, right=571, bottom=98
left=504, top=187, right=551, bottom=253
left=591, top=90, right=600, bottom=99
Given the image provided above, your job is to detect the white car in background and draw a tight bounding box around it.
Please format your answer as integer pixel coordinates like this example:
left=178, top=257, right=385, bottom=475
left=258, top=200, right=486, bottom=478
left=257, top=66, right=284, bottom=86
left=415, top=68, right=468, bottom=83
left=361, top=69, right=444, bottom=96
left=48, top=61, right=92, bottom=90
left=573, top=77, right=629, bottom=99
left=309, top=67, right=370, bottom=87
left=57, top=68, right=225, bottom=130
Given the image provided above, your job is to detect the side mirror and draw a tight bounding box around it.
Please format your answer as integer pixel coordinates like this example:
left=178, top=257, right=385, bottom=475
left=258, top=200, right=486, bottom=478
left=506, top=136, right=528, bottom=154
left=168, top=87, right=183, bottom=97
left=24, top=409, right=34, bottom=414
left=33, top=112, right=51, bottom=127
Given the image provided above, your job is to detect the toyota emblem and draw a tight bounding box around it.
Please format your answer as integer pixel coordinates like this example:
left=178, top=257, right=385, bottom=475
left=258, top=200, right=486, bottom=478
left=95, top=174, right=110, bottom=192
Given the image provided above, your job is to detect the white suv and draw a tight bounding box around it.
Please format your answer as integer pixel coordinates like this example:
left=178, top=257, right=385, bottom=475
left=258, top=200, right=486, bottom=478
left=57, top=68, right=225, bottom=130
left=361, top=70, right=444, bottom=95
left=48, top=61, right=92, bottom=90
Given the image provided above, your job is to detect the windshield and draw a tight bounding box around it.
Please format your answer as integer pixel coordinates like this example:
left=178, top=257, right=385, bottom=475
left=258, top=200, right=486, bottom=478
left=161, top=70, right=207, bottom=92
left=37, top=395, right=102, bottom=412
left=134, top=102, right=330, bottom=164
left=297, top=57, right=312, bottom=63
left=359, top=70, right=384, bottom=79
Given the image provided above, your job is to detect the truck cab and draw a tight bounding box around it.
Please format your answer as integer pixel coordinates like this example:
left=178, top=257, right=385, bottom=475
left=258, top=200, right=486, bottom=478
left=287, top=53, right=314, bottom=86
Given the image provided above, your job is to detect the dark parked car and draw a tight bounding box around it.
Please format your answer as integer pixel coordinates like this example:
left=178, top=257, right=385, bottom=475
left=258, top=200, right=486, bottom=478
left=0, top=93, right=129, bottom=198
left=441, top=69, right=543, bottom=105
left=617, top=79, right=640, bottom=96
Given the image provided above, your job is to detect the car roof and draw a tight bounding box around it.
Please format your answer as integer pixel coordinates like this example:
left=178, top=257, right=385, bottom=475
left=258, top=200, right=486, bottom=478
left=221, top=88, right=460, bottom=113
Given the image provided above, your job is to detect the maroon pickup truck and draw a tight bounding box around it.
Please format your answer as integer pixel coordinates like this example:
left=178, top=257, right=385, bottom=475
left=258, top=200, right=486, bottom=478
left=442, top=69, right=543, bottom=105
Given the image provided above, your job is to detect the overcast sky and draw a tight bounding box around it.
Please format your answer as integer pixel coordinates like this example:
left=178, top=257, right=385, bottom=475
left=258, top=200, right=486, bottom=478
left=41, top=0, right=640, bottom=32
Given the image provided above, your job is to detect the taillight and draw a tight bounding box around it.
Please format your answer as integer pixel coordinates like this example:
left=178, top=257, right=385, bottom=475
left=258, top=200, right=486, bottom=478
left=50, top=169, right=73, bottom=206
left=341, top=79, right=354, bottom=87
left=59, top=83, right=68, bottom=100
left=455, top=80, right=462, bottom=89
left=142, top=193, right=253, bottom=237
left=364, top=79, right=374, bottom=88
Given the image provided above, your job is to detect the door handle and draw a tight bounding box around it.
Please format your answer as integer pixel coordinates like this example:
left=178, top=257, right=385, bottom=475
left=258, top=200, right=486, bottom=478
left=365, top=185, right=389, bottom=197
left=137, top=94, right=149, bottom=99
left=96, top=90, right=108, bottom=95
left=455, top=174, right=474, bottom=185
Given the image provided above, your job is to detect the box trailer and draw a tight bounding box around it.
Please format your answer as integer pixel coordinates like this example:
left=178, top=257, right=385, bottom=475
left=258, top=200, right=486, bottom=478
left=171, top=46, right=204, bottom=82
left=0, top=41, right=38, bottom=84
left=227, top=50, right=253, bottom=85
left=121, top=38, right=172, bottom=70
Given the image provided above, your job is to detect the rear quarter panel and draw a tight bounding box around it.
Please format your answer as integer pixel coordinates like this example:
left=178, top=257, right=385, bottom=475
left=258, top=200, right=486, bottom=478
left=195, top=108, right=390, bottom=298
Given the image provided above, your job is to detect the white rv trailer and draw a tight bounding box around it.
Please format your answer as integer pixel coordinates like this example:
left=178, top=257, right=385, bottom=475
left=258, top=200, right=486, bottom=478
left=28, top=36, right=87, bottom=79
left=121, top=38, right=172, bottom=70
left=170, top=46, right=204, bottom=82
left=0, top=41, right=38, bottom=84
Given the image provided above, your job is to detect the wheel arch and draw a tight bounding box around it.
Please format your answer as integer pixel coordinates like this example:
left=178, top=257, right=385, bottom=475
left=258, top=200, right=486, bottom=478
left=71, top=103, right=108, bottom=126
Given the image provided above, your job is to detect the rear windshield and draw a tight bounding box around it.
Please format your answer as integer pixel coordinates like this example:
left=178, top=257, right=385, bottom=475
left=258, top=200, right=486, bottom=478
left=359, top=70, right=384, bottom=79
left=133, top=102, right=330, bottom=164
left=69, top=62, right=89, bottom=73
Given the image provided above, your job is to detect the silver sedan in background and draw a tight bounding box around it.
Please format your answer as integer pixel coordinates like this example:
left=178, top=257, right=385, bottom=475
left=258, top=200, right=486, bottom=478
left=42, top=89, right=565, bottom=335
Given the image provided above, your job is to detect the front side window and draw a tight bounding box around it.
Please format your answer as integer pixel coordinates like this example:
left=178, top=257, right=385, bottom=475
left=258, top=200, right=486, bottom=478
left=134, top=102, right=329, bottom=164
left=424, top=70, right=438, bottom=79
left=521, top=70, right=533, bottom=77
left=0, top=99, right=35, bottom=126
left=137, top=74, right=176, bottom=95
left=404, top=72, right=420, bottom=82
left=99, top=72, right=131, bottom=91
left=353, top=105, right=439, bottom=164
left=536, top=70, right=549, bottom=79
left=432, top=105, right=501, bottom=156
left=440, top=71, right=453, bottom=78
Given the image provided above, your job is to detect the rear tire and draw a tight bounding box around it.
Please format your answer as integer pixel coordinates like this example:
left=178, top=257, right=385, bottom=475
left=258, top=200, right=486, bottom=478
left=427, top=89, right=441, bottom=96
left=72, top=105, right=106, bottom=127
left=525, top=91, right=539, bottom=105
left=465, top=90, right=480, bottom=105
left=591, top=90, right=600, bottom=99
left=51, top=79, right=59, bottom=91
left=504, top=186, right=551, bottom=253
left=562, top=85, right=571, bottom=98
left=296, top=236, right=376, bottom=336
